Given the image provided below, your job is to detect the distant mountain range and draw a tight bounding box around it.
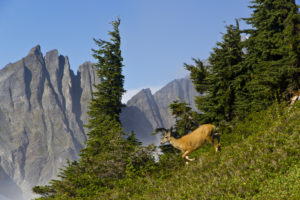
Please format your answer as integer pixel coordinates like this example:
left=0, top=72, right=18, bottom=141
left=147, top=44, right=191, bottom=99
left=0, top=46, right=198, bottom=200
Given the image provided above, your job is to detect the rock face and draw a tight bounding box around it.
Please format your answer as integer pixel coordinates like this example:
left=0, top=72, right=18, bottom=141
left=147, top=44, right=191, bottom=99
left=0, top=46, right=96, bottom=200
left=120, top=89, right=163, bottom=145
left=120, top=77, right=198, bottom=145
left=0, top=46, right=198, bottom=200
left=154, top=78, right=198, bottom=129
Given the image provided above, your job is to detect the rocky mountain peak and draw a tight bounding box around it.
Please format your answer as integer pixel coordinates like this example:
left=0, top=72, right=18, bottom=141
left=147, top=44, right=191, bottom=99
left=127, top=88, right=152, bottom=106
left=27, top=45, right=42, bottom=57
left=78, top=61, right=94, bottom=72
left=0, top=46, right=89, bottom=200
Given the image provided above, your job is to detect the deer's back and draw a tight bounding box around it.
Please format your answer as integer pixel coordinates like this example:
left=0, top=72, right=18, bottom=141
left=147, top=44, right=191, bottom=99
left=178, top=124, right=215, bottom=151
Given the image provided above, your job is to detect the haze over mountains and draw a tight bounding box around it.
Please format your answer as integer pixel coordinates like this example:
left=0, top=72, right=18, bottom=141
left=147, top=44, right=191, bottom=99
left=0, top=46, right=198, bottom=199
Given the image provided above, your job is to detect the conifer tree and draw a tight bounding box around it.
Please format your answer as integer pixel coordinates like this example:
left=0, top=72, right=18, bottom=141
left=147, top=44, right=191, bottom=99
left=186, top=21, right=244, bottom=123
left=184, top=58, right=210, bottom=94
left=33, top=18, right=140, bottom=198
left=79, top=17, right=129, bottom=184
left=89, top=18, right=125, bottom=124
left=242, top=0, right=300, bottom=110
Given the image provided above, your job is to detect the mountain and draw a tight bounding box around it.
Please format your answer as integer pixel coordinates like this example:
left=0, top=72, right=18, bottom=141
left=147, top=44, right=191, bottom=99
left=120, top=78, right=199, bottom=145
left=0, top=46, right=98, bottom=199
left=0, top=46, right=198, bottom=199
left=153, top=77, right=198, bottom=128
left=121, top=88, right=163, bottom=145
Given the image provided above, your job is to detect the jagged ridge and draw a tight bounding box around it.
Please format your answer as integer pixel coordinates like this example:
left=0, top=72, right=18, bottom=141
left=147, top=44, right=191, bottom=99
left=0, top=46, right=95, bottom=200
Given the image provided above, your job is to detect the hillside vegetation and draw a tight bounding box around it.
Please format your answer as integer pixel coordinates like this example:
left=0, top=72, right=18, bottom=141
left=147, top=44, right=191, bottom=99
left=33, top=1, right=300, bottom=199
left=93, top=102, right=300, bottom=200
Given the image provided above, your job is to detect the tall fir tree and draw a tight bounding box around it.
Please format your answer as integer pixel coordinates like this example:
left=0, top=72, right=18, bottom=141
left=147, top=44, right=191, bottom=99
left=242, top=0, right=300, bottom=111
left=89, top=18, right=125, bottom=124
left=33, top=18, right=139, bottom=198
left=79, top=18, right=128, bottom=181
left=186, top=20, right=244, bottom=123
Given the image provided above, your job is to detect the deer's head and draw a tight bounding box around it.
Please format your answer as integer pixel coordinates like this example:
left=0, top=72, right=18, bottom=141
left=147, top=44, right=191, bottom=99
left=161, top=131, right=171, bottom=144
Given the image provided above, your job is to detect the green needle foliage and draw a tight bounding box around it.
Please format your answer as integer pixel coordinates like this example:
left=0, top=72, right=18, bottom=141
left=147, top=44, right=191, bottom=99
left=243, top=0, right=300, bottom=110
left=89, top=18, right=125, bottom=122
left=186, top=20, right=244, bottom=124
left=186, top=0, right=300, bottom=123
left=80, top=18, right=128, bottom=180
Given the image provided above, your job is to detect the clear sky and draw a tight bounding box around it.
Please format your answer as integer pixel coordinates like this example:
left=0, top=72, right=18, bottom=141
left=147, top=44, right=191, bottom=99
left=1, top=0, right=258, bottom=102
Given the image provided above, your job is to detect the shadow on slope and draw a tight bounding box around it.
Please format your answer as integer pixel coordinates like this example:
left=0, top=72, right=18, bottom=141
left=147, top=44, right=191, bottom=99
left=0, top=166, right=23, bottom=200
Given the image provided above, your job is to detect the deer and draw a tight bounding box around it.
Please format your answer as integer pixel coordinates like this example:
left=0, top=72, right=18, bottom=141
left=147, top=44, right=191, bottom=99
left=161, top=124, right=221, bottom=165
left=289, top=89, right=300, bottom=105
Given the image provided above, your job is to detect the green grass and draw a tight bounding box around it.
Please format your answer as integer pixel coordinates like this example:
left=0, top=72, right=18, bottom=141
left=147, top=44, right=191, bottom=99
left=93, top=102, right=300, bottom=200
left=38, top=102, right=300, bottom=199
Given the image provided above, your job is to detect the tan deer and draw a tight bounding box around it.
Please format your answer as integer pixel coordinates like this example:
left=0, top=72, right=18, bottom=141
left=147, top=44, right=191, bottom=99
left=289, top=89, right=300, bottom=105
left=161, top=124, right=220, bottom=164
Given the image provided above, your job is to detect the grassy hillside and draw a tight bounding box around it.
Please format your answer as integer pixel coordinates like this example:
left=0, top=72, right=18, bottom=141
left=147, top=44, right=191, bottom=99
left=93, top=102, right=300, bottom=200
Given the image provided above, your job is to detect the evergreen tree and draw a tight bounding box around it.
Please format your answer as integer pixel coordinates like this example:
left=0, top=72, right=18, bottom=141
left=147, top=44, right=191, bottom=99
left=82, top=18, right=125, bottom=152
left=242, top=0, right=300, bottom=110
left=184, top=58, right=210, bottom=94
left=78, top=18, right=128, bottom=184
left=186, top=20, right=244, bottom=123
left=89, top=18, right=125, bottom=125
left=33, top=18, right=148, bottom=198
left=169, top=100, right=200, bottom=137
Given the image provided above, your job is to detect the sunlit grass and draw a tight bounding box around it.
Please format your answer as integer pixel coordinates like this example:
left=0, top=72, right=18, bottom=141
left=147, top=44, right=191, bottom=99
left=96, top=102, right=300, bottom=199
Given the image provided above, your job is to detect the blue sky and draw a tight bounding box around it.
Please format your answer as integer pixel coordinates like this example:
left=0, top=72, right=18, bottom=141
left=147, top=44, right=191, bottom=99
left=1, top=0, right=257, bottom=102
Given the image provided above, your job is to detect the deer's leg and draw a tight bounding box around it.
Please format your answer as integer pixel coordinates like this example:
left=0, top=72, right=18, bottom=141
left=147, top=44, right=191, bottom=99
left=207, top=135, right=221, bottom=152
left=182, top=150, right=195, bottom=162
left=186, top=156, right=195, bottom=161
left=212, top=134, right=221, bottom=152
